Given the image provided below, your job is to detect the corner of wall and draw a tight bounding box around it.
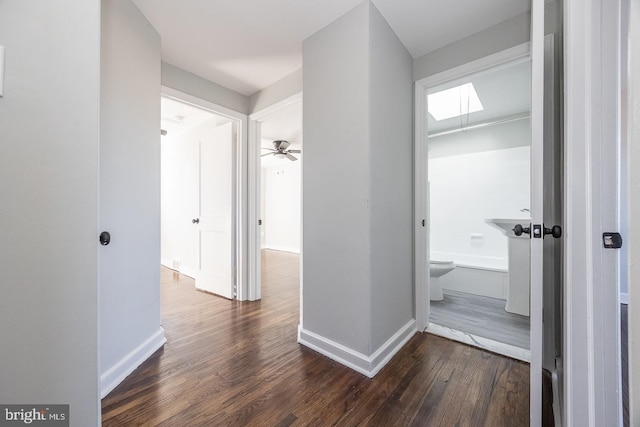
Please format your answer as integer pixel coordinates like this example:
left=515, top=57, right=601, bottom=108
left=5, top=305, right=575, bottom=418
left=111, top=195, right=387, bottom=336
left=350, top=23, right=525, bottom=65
left=161, top=62, right=250, bottom=114
left=249, top=68, right=303, bottom=114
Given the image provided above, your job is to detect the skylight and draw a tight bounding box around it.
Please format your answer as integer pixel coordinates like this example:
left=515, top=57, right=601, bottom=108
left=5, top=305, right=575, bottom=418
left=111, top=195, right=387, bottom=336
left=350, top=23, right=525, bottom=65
left=428, top=83, right=484, bottom=121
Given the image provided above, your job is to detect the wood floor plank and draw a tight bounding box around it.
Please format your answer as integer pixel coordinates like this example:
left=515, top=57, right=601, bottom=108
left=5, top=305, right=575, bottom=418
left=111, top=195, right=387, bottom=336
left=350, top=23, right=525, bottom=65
left=102, top=250, right=530, bottom=426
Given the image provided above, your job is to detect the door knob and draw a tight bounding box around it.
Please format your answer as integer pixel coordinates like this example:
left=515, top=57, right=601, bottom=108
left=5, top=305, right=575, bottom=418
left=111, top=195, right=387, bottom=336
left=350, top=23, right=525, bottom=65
left=544, top=225, right=562, bottom=238
left=99, top=231, right=111, bottom=246
left=513, top=224, right=531, bottom=237
left=192, top=218, right=199, bottom=224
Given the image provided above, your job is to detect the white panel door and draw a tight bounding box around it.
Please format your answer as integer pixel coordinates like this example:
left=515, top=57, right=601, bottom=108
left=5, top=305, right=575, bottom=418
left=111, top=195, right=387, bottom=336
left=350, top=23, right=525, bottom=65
left=195, top=121, right=235, bottom=299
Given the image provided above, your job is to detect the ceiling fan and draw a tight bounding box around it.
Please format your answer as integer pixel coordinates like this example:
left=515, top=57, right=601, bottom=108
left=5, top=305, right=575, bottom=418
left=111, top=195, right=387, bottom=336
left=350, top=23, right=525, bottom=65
left=261, top=140, right=301, bottom=161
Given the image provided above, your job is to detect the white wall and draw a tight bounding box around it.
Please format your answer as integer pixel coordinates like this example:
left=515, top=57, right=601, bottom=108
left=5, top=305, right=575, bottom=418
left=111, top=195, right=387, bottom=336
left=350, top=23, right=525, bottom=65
left=249, top=69, right=303, bottom=114
left=302, top=1, right=372, bottom=355
left=0, top=1, right=101, bottom=425
left=162, top=62, right=249, bottom=114
left=261, top=159, right=301, bottom=253
left=413, top=1, right=562, bottom=81
left=99, top=0, right=165, bottom=397
left=428, top=120, right=531, bottom=269
left=160, top=116, right=230, bottom=277
left=301, top=1, right=414, bottom=375
left=368, top=3, right=414, bottom=352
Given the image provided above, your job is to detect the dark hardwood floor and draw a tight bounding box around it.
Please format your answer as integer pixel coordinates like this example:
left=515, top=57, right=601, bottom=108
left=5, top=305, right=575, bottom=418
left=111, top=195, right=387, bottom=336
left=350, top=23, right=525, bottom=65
left=102, top=250, right=530, bottom=426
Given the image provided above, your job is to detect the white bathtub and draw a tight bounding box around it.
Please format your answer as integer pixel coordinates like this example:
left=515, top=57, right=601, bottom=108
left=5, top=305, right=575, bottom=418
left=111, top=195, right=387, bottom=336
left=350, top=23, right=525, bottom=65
left=431, top=251, right=508, bottom=300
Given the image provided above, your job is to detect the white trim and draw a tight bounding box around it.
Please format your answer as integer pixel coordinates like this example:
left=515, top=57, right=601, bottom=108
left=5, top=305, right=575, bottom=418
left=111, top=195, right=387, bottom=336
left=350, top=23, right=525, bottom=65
left=100, top=327, right=166, bottom=398
left=297, top=320, right=416, bottom=378
left=414, top=83, right=428, bottom=332
left=414, top=42, right=530, bottom=89
left=564, top=0, right=623, bottom=424
left=160, top=86, right=249, bottom=301
left=247, top=119, right=262, bottom=301
left=620, top=292, right=628, bottom=305
left=261, top=245, right=300, bottom=254
left=178, top=266, right=197, bottom=280
left=248, top=93, right=303, bottom=302
left=529, top=3, right=545, bottom=424
left=413, top=42, right=530, bottom=333
left=426, top=323, right=531, bottom=362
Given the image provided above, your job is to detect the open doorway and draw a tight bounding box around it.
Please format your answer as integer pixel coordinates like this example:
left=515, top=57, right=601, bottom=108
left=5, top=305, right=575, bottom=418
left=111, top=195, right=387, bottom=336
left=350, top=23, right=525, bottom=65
left=259, top=104, right=302, bottom=256
left=426, top=59, right=532, bottom=362
left=160, top=89, right=246, bottom=300
left=249, top=94, right=302, bottom=301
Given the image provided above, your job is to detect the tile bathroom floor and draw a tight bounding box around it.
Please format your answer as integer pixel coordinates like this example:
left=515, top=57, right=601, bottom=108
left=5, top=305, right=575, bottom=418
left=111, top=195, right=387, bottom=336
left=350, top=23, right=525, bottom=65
left=429, top=289, right=530, bottom=349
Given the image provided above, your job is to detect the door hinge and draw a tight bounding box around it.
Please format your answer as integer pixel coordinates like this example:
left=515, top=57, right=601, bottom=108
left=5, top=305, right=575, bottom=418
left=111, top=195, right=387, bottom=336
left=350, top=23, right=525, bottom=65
left=258, top=219, right=262, bottom=225
left=422, top=219, right=426, bottom=227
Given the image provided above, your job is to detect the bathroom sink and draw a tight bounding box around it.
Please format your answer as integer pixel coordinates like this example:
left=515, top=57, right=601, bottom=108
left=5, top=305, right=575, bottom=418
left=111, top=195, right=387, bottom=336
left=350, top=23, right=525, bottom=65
left=484, top=218, right=532, bottom=316
left=484, top=218, right=531, bottom=239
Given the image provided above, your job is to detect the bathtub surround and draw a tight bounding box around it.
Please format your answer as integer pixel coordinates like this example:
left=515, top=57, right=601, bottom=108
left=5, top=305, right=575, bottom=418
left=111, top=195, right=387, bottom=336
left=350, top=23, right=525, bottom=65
left=436, top=264, right=508, bottom=300
left=429, top=120, right=531, bottom=276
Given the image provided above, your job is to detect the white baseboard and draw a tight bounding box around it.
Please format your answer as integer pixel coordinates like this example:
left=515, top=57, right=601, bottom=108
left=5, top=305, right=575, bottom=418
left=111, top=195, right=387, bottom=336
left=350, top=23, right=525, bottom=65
left=262, top=245, right=300, bottom=254
left=621, top=292, right=629, bottom=305
left=160, top=259, right=196, bottom=279
left=179, top=266, right=197, bottom=280
left=297, top=319, right=416, bottom=378
left=100, top=327, right=166, bottom=398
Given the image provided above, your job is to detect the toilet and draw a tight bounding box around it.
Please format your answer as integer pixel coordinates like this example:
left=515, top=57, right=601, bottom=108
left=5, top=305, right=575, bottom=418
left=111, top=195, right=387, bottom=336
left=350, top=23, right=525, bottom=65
left=429, top=260, right=456, bottom=301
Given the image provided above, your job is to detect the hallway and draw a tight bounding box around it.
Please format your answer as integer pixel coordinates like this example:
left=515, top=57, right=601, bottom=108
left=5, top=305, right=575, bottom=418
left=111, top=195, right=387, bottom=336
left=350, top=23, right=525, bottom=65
left=102, top=250, right=529, bottom=426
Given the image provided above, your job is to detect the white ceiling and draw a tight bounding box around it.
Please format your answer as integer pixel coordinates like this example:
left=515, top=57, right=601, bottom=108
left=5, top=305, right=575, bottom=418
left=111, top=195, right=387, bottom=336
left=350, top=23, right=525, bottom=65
left=260, top=100, right=303, bottom=167
left=160, top=96, right=230, bottom=140
left=131, top=0, right=532, bottom=96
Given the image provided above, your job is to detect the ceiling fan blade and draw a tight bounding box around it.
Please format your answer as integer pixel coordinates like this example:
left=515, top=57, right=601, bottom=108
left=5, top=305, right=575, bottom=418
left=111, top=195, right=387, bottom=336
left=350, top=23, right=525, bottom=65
left=285, top=153, right=298, bottom=161
left=261, top=147, right=276, bottom=151
left=261, top=152, right=275, bottom=157
left=275, top=140, right=290, bottom=150
left=287, top=149, right=301, bottom=153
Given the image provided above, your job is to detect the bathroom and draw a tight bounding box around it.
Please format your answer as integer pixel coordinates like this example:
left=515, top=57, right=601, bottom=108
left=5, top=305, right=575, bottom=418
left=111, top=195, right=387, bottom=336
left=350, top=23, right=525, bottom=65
left=427, top=60, right=532, bottom=360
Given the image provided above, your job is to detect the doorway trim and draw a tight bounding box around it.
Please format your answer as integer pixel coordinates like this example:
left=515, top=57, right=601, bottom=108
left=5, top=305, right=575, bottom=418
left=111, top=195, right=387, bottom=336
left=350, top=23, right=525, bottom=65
left=247, top=92, right=303, bottom=301
left=160, top=86, right=249, bottom=300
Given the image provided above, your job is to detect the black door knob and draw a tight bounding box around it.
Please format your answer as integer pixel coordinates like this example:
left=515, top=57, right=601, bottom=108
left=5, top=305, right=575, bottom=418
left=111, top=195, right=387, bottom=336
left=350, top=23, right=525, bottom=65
left=544, top=225, right=562, bottom=238
left=513, top=224, right=531, bottom=237
left=192, top=218, right=199, bottom=224
left=99, top=231, right=111, bottom=246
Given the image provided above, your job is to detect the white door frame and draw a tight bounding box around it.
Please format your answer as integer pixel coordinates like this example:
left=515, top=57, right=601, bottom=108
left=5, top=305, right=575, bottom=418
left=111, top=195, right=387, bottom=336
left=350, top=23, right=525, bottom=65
left=247, top=92, right=303, bottom=301
left=563, top=0, right=623, bottom=425
left=161, top=86, right=249, bottom=300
